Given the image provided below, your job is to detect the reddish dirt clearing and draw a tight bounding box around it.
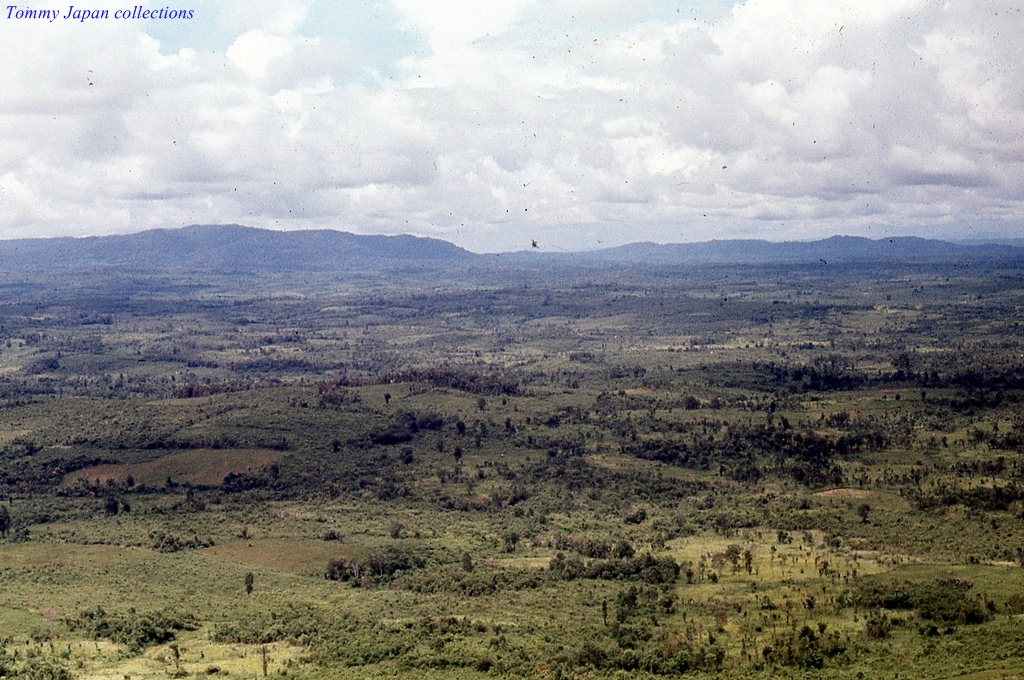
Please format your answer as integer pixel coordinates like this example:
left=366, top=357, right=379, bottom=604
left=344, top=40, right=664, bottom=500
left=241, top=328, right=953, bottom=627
left=63, top=448, right=286, bottom=487
left=814, top=487, right=873, bottom=499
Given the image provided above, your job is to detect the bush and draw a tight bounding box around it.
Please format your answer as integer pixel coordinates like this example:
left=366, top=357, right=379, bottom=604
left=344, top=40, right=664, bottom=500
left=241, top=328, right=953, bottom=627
left=914, top=578, right=989, bottom=624
left=65, top=607, right=198, bottom=654
left=853, top=577, right=989, bottom=626
left=149, top=531, right=214, bottom=552
left=865, top=611, right=891, bottom=639
left=325, top=557, right=351, bottom=581
left=761, top=625, right=847, bottom=668
left=212, top=603, right=328, bottom=646
left=550, top=552, right=680, bottom=584
left=5, top=656, right=74, bottom=680
left=325, top=545, right=427, bottom=586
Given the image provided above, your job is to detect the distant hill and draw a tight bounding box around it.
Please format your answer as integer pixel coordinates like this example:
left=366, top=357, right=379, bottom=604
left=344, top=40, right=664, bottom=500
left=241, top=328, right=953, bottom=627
left=0, top=224, right=476, bottom=273
left=575, top=235, right=1024, bottom=265
left=0, top=226, right=1020, bottom=275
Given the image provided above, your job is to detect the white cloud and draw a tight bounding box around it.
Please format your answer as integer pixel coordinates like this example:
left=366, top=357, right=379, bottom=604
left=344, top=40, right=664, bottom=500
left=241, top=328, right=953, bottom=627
left=0, top=0, right=1021, bottom=250
left=390, top=0, right=533, bottom=49
left=227, top=30, right=296, bottom=78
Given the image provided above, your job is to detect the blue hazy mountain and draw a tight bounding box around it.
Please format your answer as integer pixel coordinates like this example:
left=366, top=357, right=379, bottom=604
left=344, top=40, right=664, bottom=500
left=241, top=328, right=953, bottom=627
left=559, top=235, right=1022, bottom=265
left=0, top=226, right=1020, bottom=273
left=0, top=224, right=475, bottom=273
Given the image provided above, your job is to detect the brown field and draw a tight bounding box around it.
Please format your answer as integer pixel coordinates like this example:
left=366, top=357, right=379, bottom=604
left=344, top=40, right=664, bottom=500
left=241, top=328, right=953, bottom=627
left=64, top=448, right=286, bottom=487
left=814, top=487, right=874, bottom=498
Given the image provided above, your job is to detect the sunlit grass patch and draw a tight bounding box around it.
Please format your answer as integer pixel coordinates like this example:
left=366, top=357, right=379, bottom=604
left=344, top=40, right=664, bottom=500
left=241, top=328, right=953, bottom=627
left=202, top=538, right=346, bottom=576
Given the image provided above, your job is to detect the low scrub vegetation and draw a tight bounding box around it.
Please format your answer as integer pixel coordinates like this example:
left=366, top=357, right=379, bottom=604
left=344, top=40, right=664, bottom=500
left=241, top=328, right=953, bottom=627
left=1, top=259, right=1023, bottom=678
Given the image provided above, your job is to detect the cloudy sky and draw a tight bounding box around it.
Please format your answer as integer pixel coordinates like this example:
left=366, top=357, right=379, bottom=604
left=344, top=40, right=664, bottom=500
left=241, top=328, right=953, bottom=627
left=0, top=0, right=1021, bottom=252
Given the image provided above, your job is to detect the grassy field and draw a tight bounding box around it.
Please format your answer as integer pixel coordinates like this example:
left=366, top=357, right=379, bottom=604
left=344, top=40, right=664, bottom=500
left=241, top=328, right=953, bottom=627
left=1, top=260, right=1024, bottom=678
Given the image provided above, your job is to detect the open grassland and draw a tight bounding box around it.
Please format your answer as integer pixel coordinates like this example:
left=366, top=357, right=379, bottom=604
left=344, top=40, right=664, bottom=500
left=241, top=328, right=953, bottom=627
left=1, top=261, right=1024, bottom=678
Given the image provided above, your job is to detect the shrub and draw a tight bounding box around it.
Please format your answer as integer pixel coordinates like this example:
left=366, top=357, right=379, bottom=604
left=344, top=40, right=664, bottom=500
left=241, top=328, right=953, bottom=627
left=325, top=557, right=350, bottom=581
left=865, top=611, right=891, bottom=639
left=64, top=607, right=198, bottom=654
left=853, top=577, right=989, bottom=626
left=550, top=552, right=680, bottom=584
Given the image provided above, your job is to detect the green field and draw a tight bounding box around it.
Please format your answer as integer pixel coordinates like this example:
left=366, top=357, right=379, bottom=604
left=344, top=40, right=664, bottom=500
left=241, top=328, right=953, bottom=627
left=2, top=259, right=1024, bottom=678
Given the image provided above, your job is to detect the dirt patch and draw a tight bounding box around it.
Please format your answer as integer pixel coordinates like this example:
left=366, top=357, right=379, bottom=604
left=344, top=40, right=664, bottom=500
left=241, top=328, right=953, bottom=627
left=63, top=448, right=285, bottom=488
left=814, top=488, right=873, bottom=499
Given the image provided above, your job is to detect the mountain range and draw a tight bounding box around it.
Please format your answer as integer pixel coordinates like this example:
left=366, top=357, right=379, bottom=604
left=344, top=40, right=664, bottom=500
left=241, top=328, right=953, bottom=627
left=0, top=225, right=1020, bottom=274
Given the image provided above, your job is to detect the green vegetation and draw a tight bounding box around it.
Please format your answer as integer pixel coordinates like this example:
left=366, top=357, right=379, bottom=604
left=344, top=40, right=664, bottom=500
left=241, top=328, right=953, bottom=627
left=1, top=258, right=1024, bottom=678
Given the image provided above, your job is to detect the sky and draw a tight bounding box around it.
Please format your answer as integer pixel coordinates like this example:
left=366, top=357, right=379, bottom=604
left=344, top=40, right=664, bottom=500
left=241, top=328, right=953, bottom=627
left=0, top=0, right=1021, bottom=252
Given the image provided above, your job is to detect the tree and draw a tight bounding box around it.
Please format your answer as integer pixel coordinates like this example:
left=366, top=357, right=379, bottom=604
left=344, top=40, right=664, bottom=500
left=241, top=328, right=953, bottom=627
left=0, top=505, right=10, bottom=539
left=858, top=503, right=871, bottom=524
left=105, top=496, right=120, bottom=516
left=502, top=532, right=519, bottom=553
left=245, top=571, right=254, bottom=596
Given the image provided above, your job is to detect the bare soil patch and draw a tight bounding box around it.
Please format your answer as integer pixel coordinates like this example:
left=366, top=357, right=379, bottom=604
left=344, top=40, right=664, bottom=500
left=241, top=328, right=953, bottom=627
left=64, top=448, right=285, bottom=487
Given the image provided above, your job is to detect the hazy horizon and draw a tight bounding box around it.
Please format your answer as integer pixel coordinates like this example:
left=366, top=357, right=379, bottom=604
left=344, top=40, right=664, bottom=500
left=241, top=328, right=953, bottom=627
left=0, top=222, right=1021, bottom=257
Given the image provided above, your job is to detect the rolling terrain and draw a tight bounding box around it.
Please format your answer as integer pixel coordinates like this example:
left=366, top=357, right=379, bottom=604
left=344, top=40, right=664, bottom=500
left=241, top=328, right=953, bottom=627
left=0, top=225, right=1023, bottom=678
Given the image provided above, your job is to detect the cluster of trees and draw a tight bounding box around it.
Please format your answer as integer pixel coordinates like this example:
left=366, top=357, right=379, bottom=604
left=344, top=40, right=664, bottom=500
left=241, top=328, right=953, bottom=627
left=966, top=422, right=1024, bottom=453
left=853, top=577, right=991, bottom=627
left=908, top=481, right=1024, bottom=512
left=316, top=380, right=361, bottom=409
left=564, top=578, right=725, bottom=676
left=0, top=654, right=72, bottom=680
left=734, top=354, right=1024, bottom=398
left=760, top=623, right=847, bottom=670
left=324, top=545, right=427, bottom=586
left=170, top=380, right=251, bottom=399
left=380, top=368, right=520, bottom=396
left=64, top=607, right=198, bottom=655
left=549, top=552, right=680, bottom=584
left=148, top=531, right=215, bottom=553
left=623, top=422, right=855, bottom=487
left=0, top=504, right=9, bottom=538
left=3, top=454, right=115, bottom=495
left=355, top=410, right=446, bottom=448
left=552, top=533, right=635, bottom=559
left=565, top=639, right=726, bottom=676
